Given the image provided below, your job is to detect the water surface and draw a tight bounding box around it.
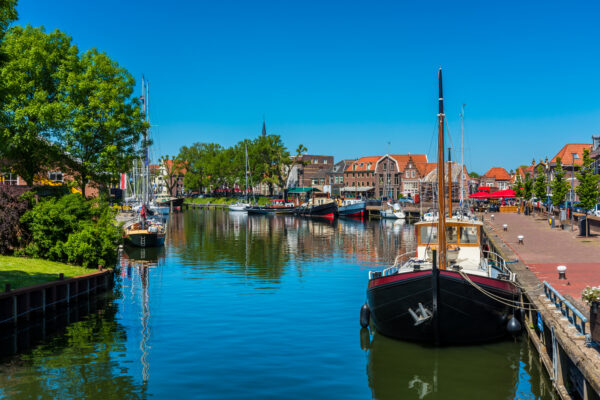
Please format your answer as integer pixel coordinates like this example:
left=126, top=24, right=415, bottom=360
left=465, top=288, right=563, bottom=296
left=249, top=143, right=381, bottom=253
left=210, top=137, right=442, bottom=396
left=0, top=210, right=555, bottom=399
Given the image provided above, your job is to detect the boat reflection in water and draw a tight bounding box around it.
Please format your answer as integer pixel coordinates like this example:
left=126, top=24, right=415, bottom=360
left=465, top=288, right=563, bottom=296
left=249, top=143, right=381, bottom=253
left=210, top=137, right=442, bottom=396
left=362, top=330, right=555, bottom=400
left=120, top=244, right=164, bottom=386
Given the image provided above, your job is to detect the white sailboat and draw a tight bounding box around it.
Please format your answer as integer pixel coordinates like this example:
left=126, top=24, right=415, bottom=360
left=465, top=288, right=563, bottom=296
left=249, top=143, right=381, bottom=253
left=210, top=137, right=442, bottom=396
left=229, top=142, right=251, bottom=212
left=124, top=76, right=167, bottom=247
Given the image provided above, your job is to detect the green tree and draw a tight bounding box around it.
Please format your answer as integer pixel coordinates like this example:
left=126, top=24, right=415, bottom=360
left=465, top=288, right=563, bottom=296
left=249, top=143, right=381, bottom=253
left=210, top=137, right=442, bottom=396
left=533, top=165, right=547, bottom=201
left=513, top=174, right=523, bottom=198
left=523, top=172, right=533, bottom=200
left=0, top=26, right=78, bottom=185
left=178, top=142, right=223, bottom=193
left=551, top=157, right=569, bottom=207
left=575, top=148, right=599, bottom=210
left=468, top=171, right=479, bottom=178
left=59, top=49, right=147, bottom=197
left=251, top=134, right=290, bottom=195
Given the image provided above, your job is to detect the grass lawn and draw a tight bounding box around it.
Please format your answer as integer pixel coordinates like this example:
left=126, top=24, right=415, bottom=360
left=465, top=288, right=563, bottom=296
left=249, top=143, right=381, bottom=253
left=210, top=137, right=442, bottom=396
left=0, top=256, right=96, bottom=290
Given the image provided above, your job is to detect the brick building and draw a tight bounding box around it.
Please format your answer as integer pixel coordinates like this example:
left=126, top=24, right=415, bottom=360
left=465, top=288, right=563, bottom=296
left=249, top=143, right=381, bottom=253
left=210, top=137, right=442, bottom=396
left=286, top=154, right=334, bottom=189
left=342, top=154, right=429, bottom=199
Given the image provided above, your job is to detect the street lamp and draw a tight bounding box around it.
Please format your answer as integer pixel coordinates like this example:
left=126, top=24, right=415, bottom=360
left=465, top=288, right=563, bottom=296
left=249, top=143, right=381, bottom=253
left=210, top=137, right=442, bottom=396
left=571, top=152, right=579, bottom=231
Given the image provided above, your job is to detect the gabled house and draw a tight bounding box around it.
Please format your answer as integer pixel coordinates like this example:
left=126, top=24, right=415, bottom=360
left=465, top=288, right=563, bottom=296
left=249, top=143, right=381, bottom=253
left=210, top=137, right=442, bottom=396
left=480, top=167, right=511, bottom=190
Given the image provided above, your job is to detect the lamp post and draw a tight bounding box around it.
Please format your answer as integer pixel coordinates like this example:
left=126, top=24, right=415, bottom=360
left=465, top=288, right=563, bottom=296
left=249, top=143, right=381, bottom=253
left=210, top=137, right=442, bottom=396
left=571, top=152, right=579, bottom=231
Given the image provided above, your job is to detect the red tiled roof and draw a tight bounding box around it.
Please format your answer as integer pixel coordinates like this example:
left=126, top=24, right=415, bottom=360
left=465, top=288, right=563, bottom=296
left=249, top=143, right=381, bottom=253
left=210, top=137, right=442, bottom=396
left=482, top=167, right=511, bottom=181
left=345, top=156, right=380, bottom=172
left=389, top=154, right=427, bottom=172
left=551, top=143, right=592, bottom=166
left=164, top=159, right=187, bottom=174
left=415, top=162, right=437, bottom=177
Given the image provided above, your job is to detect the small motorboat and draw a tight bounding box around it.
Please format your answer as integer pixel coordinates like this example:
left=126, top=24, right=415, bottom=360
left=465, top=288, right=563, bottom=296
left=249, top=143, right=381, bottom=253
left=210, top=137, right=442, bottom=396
left=228, top=203, right=250, bottom=212
left=380, top=202, right=405, bottom=219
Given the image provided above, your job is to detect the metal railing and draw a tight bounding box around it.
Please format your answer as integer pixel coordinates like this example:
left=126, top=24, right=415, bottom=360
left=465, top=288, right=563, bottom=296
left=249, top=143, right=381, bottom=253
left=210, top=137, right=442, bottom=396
left=370, top=251, right=417, bottom=280
left=543, top=281, right=588, bottom=336
left=482, top=250, right=515, bottom=280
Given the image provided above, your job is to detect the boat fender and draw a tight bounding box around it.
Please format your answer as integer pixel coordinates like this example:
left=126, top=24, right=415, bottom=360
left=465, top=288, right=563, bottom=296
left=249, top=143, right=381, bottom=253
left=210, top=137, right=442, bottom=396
left=360, top=303, right=370, bottom=328
left=360, top=327, right=371, bottom=351
left=507, top=316, right=522, bottom=335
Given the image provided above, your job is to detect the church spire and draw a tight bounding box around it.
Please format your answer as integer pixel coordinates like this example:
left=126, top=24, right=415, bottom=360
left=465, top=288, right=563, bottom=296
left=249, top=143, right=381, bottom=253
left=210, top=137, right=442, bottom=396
left=262, top=118, right=267, bottom=137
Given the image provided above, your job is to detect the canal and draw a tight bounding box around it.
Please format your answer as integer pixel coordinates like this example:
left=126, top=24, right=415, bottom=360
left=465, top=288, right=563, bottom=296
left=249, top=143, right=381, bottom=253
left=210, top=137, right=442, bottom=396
left=0, top=209, right=555, bottom=399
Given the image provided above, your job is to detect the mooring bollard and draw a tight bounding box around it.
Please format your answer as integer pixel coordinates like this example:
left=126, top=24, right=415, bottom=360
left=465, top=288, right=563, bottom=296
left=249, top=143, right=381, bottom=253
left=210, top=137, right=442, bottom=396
left=491, top=214, right=495, bottom=221
left=517, top=235, right=524, bottom=245
left=503, top=224, right=508, bottom=231
left=557, top=265, right=567, bottom=280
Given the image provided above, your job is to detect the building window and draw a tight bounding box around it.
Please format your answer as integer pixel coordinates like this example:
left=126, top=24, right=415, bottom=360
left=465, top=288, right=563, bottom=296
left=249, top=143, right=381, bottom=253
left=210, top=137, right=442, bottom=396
left=411, top=170, right=416, bottom=178
left=395, top=175, right=399, bottom=185
left=312, top=179, right=318, bottom=185
left=340, top=176, right=343, bottom=183
left=379, top=189, right=383, bottom=197
left=324, top=159, right=328, bottom=164
left=48, top=171, right=64, bottom=183
left=383, top=163, right=386, bottom=171
left=405, top=171, right=409, bottom=178
left=2, top=172, right=18, bottom=185
left=320, top=178, right=325, bottom=184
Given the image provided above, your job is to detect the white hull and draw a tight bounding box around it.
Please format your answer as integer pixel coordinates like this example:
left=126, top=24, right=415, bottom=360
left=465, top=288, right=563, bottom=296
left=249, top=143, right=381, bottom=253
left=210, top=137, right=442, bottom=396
left=380, top=209, right=406, bottom=219
left=229, top=203, right=249, bottom=212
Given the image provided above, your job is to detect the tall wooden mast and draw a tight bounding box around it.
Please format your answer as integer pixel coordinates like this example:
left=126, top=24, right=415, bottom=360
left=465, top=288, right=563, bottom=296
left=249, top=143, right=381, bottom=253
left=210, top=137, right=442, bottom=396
left=448, top=147, right=452, bottom=217
left=437, top=68, right=447, bottom=270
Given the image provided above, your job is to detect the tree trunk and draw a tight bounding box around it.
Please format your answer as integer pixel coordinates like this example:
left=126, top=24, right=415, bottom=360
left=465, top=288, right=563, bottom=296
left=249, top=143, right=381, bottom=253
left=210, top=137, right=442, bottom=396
left=81, top=178, right=88, bottom=198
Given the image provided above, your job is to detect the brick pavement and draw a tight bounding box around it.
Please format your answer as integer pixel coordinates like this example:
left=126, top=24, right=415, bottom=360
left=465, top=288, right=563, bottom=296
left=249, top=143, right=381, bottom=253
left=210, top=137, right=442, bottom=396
left=485, top=212, right=600, bottom=302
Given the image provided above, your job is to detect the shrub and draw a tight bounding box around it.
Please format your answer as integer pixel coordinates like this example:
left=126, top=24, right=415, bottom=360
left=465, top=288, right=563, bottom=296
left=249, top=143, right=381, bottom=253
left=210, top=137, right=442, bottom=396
left=63, top=208, right=121, bottom=268
left=0, top=186, right=32, bottom=254
left=20, top=193, right=121, bottom=267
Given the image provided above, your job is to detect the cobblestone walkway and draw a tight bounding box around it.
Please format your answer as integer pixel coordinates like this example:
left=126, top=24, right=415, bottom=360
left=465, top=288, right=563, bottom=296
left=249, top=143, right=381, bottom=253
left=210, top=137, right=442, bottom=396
left=485, top=212, right=600, bottom=302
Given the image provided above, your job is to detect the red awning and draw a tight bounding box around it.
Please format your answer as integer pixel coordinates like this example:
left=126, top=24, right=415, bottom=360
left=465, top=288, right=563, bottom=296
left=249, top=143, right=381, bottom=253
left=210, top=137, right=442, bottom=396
left=469, top=191, right=491, bottom=199
left=477, top=186, right=491, bottom=192
left=489, top=189, right=516, bottom=198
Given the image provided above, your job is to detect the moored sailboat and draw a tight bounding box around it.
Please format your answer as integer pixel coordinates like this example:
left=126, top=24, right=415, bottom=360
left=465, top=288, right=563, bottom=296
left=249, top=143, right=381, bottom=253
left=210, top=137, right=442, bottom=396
left=123, top=77, right=167, bottom=248
left=362, top=69, right=520, bottom=345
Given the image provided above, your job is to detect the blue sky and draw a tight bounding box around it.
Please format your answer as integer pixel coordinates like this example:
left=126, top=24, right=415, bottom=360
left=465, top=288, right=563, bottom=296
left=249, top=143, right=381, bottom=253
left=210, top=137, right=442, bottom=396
left=17, top=0, right=600, bottom=174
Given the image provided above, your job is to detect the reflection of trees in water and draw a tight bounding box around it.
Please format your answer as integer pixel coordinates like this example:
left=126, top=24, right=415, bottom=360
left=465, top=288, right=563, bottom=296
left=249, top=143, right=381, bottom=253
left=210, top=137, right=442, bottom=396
left=0, top=303, right=144, bottom=399
left=172, top=210, right=419, bottom=282
left=364, top=331, right=553, bottom=400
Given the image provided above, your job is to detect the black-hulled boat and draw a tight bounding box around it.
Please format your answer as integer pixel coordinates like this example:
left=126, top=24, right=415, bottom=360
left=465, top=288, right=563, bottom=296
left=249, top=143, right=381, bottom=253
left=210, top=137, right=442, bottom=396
left=296, top=192, right=337, bottom=218
left=247, top=199, right=296, bottom=215
left=363, top=68, right=520, bottom=345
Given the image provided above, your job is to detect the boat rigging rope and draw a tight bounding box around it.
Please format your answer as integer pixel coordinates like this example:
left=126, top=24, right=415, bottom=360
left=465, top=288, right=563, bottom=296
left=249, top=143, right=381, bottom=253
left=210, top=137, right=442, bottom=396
left=458, top=270, right=540, bottom=312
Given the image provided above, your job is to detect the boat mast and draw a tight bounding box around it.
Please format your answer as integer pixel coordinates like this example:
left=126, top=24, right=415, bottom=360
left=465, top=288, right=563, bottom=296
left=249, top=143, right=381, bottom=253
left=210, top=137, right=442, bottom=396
left=245, top=142, right=249, bottom=201
left=448, top=147, right=452, bottom=217
left=437, top=68, right=447, bottom=270
left=460, top=104, right=465, bottom=206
